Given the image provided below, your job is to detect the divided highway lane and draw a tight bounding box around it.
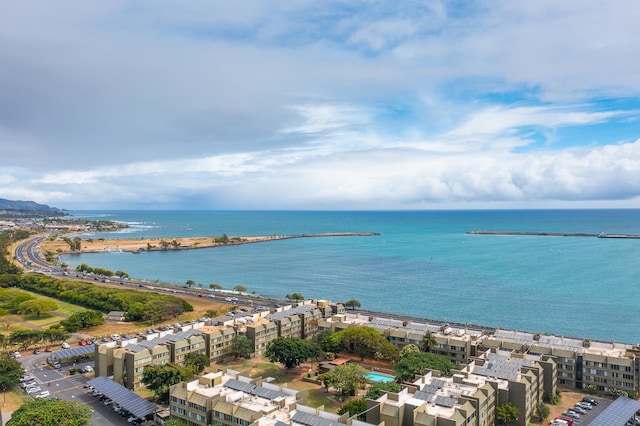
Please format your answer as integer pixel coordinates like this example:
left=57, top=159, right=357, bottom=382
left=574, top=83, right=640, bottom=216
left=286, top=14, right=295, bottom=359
left=14, top=235, right=285, bottom=311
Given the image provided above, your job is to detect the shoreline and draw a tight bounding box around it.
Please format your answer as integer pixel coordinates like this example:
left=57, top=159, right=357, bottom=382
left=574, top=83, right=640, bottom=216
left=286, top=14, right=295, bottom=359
left=40, top=232, right=380, bottom=254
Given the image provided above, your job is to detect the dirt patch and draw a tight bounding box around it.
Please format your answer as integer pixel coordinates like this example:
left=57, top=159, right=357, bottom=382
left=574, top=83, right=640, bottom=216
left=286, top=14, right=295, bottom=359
left=40, top=235, right=290, bottom=254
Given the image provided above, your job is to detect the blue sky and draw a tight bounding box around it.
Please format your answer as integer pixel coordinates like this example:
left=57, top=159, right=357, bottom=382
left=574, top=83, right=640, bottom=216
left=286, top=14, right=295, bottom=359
left=1, top=1, right=639, bottom=210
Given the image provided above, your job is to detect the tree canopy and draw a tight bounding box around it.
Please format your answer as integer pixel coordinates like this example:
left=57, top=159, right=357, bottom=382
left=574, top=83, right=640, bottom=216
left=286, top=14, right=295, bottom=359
left=320, top=363, right=369, bottom=396
left=364, top=381, right=402, bottom=399
left=0, top=354, right=24, bottom=392
left=6, top=398, right=92, bottom=426
left=394, top=351, right=454, bottom=382
left=265, top=337, right=321, bottom=369
left=233, top=285, right=247, bottom=293
left=60, top=310, right=104, bottom=332
left=496, top=402, right=520, bottom=424
left=185, top=352, right=210, bottom=374
left=17, top=298, right=58, bottom=318
left=142, top=363, right=191, bottom=403
left=344, top=299, right=361, bottom=310
left=230, top=335, right=253, bottom=359
left=2, top=273, right=192, bottom=320
left=334, top=326, right=399, bottom=361
left=285, top=293, right=304, bottom=301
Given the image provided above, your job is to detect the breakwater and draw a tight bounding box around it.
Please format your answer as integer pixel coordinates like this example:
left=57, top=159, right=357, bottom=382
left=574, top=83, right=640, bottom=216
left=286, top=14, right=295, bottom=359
left=467, top=230, right=640, bottom=238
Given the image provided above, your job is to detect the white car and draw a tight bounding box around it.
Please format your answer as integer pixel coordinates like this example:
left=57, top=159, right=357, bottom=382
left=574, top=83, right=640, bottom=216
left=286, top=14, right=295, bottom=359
left=61, top=342, right=71, bottom=349
left=83, top=366, right=94, bottom=373
left=26, top=386, right=42, bottom=394
left=36, top=391, right=51, bottom=398
left=13, top=351, right=21, bottom=358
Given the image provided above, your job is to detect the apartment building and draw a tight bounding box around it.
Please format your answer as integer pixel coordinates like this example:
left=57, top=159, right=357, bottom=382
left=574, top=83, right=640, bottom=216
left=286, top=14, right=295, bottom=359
left=483, top=330, right=640, bottom=394
left=208, top=326, right=238, bottom=363
left=365, top=349, right=553, bottom=426
left=168, top=370, right=303, bottom=426
left=461, top=350, right=554, bottom=426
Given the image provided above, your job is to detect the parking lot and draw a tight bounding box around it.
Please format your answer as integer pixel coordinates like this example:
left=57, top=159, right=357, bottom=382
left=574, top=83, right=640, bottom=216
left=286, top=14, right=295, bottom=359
left=551, top=395, right=611, bottom=425
left=16, top=351, right=153, bottom=426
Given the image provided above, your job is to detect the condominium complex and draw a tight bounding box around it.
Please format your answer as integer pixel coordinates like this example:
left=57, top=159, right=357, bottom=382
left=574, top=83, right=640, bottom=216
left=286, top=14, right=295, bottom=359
left=96, top=298, right=640, bottom=398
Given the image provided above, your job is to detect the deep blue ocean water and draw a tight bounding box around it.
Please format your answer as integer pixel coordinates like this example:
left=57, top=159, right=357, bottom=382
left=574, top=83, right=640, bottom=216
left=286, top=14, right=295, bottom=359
left=62, top=210, right=640, bottom=343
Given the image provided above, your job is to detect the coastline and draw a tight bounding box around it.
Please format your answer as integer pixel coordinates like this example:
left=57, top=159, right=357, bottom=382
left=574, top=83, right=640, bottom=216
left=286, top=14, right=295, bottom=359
left=41, top=232, right=380, bottom=254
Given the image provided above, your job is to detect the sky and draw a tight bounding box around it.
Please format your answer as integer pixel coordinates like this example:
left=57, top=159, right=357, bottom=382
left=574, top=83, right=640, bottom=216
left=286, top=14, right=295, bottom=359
left=1, top=1, right=640, bottom=210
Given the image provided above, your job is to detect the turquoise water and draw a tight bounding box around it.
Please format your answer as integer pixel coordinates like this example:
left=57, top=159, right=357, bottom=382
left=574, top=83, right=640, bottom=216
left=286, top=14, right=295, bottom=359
left=62, top=210, right=640, bottom=343
left=365, top=372, right=395, bottom=383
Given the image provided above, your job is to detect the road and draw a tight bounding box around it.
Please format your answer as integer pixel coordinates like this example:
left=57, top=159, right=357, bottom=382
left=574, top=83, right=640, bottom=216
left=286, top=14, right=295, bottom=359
left=13, top=234, right=285, bottom=312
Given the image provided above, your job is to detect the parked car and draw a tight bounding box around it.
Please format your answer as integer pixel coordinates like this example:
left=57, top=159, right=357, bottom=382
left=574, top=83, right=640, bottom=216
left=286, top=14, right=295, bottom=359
left=572, top=405, right=586, bottom=414
left=20, top=381, right=36, bottom=389
left=33, top=349, right=40, bottom=354
left=36, top=391, right=51, bottom=398
left=19, top=374, right=34, bottom=382
left=26, top=386, right=42, bottom=394
left=83, top=366, right=94, bottom=373
left=583, top=397, right=598, bottom=406
left=61, top=342, right=71, bottom=349
left=563, top=410, right=580, bottom=419
left=13, top=351, right=21, bottom=358
left=576, top=401, right=592, bottom=410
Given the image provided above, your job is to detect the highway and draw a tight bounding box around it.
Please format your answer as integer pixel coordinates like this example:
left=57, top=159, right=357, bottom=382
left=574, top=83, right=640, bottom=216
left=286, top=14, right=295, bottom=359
left=13, top=234, right=284, bottom=312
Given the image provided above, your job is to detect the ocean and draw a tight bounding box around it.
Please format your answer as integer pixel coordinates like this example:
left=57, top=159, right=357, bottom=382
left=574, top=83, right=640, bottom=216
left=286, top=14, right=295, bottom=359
left=61, top=210, right=640, bottom=344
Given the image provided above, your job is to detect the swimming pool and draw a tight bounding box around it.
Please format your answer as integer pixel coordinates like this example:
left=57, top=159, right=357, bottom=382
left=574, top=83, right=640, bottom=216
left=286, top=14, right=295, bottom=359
left=365, top=372, right=395, bottom=383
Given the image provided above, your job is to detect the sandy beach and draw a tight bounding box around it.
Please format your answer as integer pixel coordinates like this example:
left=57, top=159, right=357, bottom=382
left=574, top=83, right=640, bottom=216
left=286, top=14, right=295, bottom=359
left=40, top=232, right=378, bottom=254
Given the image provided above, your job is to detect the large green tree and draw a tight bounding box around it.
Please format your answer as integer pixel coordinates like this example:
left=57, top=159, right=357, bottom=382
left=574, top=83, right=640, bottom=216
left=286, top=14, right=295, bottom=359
left=230, top=335, right=253, bottom=359
left=185, top=352, right=210, bottom=374
left=334, top=326, right=398, bottom=362
left=0, top=354, right=23, bottom=396
left=142, top=363, right=191, bottom=403
left=344, top=299, right=361, bottom=310
left=7, top=398, right=92, bottom=426
left=364, top=382, right=402, bottom=399
left=320, top=363, right=369, bottom=396
left=60, top=310, right=104, bottom=332
left=393, top=351, right=454, bottom=381
left=337, top=398, right=367, bottom=417
left=16, top=299, right=58, bottom=318
left=233, top=285, right=247, bottom=293
left=265, top=337, right=321, bottom=369
left=496, top=402, right=519, bottom=424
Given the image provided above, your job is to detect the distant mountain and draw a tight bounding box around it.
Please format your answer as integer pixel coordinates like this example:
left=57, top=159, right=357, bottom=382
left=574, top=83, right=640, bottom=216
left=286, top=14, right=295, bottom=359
left=0, top=198, right=64, bottom=212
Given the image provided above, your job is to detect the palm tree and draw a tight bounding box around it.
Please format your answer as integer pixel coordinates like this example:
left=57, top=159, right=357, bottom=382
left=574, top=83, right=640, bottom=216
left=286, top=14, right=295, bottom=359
left=421, top=331, right=437, bottom=353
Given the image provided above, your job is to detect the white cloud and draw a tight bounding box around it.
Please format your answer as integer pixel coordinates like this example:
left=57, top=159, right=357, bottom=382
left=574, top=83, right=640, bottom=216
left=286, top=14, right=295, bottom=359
left=1, top=1, right=640, bottom=209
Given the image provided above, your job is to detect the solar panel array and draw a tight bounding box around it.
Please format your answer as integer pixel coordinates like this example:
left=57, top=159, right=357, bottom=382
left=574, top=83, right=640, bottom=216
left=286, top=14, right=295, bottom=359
left=413, top=390, right=435, bottom=402
left=87, top=376, right=157, bottom=419
left=136, top=329, right=204, bottom=349
left=588, top=397, right=640, bottom=426
left=434, top=396, right=457, bottom=408
left=291, top=411, right=348, bottom=426
left=53, top=344, right=95, bottom=359
left=473, top=356, right=522, bottom=381
left=537, top=335, right=583, bottom=351
left=225, top=379, right=287, bottom=400
left=369, top=318, right=404, bottom=329
left=268, top=305, right=317, bottom=321
left=493, top=330, right=534, bottom=344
